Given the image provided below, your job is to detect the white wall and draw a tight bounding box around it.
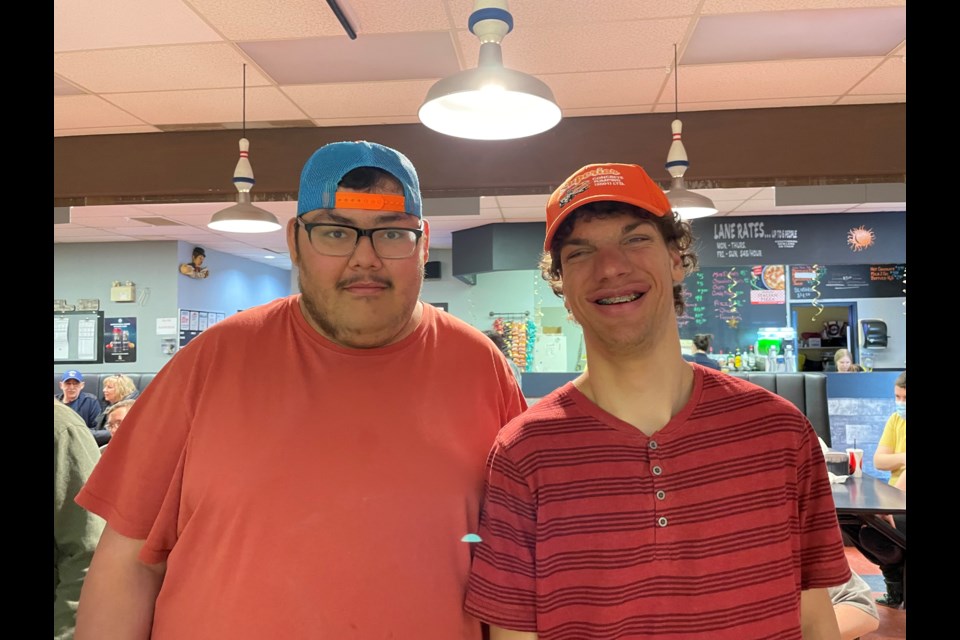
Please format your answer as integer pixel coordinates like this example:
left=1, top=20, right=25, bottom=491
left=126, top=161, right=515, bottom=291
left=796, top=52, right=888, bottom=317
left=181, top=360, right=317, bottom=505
left=176, top=242, right=290, bottom=314
left=855, top=297, right=907, bottom=369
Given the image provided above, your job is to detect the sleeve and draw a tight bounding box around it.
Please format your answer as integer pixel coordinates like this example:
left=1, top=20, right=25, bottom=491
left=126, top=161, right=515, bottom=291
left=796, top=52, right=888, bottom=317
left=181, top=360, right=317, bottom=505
left=878, top=414, right=898, bottom=449
left=795, top=417, right=852, bottom=590
left=78, top=395, right=104, bottom=431
left=75, top=344, right=203, bottom=557
left=54, top=408, right=106, bottom=639
left=828, top=571, right=880, bottom=619
left=464, top=439, right=539, bottom=632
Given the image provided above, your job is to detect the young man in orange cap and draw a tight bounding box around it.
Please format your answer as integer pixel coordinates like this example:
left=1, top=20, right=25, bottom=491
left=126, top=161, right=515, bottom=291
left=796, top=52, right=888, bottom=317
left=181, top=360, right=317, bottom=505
left=465, top=163, right=850, bottom=639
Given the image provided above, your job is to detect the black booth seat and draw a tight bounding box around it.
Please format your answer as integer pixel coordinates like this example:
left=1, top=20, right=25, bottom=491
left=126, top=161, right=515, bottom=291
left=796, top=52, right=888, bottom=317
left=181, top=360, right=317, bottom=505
left=727, top=372, right=831, bottom=448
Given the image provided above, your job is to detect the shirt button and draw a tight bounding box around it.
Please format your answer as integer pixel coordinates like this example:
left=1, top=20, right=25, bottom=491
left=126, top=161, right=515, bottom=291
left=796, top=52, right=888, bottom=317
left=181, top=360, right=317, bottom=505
left=656, top=490, right=666, bottom=500
left=652, top=465, right=663, bottom=476
left=658, top=516, right=668, bottom=527
left=649, top=441, right=658, bottom=450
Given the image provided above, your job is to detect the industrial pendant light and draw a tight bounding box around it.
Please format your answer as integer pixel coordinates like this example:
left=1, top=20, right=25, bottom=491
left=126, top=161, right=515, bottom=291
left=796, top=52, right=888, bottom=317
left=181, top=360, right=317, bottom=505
left=418, top=0, right=561, bottom=140
left=208, top=65, right=282, bottom=233
left=665, top=45, right=718, bottom=220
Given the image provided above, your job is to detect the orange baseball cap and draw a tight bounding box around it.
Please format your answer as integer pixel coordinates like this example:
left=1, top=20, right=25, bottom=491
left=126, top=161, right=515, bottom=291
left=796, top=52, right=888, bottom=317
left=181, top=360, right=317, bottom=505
left=544, top=163, right=672, bottom=250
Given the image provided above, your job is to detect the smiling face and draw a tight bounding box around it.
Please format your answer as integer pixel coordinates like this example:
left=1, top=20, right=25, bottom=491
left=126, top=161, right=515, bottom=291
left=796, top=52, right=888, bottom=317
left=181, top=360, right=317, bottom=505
left=288, top=183, right=429, bottom=349
left=556, top=208, right=685, bottom=357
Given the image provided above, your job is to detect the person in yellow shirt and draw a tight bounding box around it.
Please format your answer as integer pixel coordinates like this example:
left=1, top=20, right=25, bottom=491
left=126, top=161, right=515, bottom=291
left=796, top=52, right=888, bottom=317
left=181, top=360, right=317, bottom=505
left=874, top=371, right=906, bottom=486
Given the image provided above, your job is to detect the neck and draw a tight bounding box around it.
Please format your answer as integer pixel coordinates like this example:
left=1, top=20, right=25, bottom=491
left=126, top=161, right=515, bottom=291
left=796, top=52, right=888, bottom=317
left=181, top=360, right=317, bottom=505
left=574, top=336, right=694, bottom=437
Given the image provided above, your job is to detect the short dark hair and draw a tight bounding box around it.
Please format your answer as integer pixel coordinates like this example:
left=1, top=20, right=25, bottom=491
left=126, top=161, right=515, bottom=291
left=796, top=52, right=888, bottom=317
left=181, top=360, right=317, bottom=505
left=483, top=330, right=509, bottom=357
left=192, top=246, right=206, bottom=258
left=538, top=201, right=698, bottom=315
left=895, top=371, right=906, bottom=389
left=692, top=334, right=713, bottom=352
left=338, top=167, right=400, bottom=192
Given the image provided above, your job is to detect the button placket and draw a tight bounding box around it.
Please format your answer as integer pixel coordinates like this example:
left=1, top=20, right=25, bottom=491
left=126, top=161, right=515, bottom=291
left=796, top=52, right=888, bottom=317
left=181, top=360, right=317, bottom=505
left=649, top=439, right=667, bottom=528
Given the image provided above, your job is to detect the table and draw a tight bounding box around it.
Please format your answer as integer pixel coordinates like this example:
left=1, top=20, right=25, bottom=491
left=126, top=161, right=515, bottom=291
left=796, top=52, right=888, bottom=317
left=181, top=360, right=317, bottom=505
left=831, top=474, right=907, bottom=604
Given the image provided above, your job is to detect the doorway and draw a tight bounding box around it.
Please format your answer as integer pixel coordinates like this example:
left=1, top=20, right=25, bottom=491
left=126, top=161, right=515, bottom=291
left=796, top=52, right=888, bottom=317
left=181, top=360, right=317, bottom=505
left=790, top=302, right=859, bottom=372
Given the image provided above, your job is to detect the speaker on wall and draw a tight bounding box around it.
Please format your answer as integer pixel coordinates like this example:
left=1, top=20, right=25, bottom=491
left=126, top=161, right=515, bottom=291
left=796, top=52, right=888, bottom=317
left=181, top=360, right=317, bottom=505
left=424, top=261, right=442, bottom=280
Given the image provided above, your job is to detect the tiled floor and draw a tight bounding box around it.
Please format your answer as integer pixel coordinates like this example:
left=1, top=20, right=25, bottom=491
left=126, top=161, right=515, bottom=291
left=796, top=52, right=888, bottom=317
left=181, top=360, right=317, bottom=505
left=844, top=545, right=906, bottom=639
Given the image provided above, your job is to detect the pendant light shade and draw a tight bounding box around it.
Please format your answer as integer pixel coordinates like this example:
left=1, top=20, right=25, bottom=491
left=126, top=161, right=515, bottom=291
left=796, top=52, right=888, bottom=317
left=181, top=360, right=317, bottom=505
left=418, top=1, right=561, bottom=140
left=664, top=46, right=717, bottom=220
left=208, top=66, right=282, bottom=233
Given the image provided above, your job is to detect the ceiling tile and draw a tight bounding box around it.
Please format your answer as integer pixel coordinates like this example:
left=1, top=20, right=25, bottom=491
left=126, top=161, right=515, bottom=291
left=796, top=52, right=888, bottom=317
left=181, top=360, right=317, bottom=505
left=285, top=80, right=435, bottom=118
left=685, top=7, right=906, bottom=64
left=241, top=32, right=459, bottom=84
left=107, top=86, right=308, bottom=125
left=54, top=75, right=86, bottom=96
left=54, top=125, right=162, bottom=137
left=545, top=69, right=667, bottom=110
left=54, top=0, right=222, bottom=52
left=678, top=58, right=883, bottom=103
left=702, top=0, right=906, bottom=14
left=836, top=93, right=905, bottom=105
left=848, top=57, right=906, bottom=95
left=54, top=95, right=147, bottom=130
left=449, top=0, right=702, bottom=27
left=456, top=19, right=688, bottom=75
left=54, top=44, right=272, bottom=93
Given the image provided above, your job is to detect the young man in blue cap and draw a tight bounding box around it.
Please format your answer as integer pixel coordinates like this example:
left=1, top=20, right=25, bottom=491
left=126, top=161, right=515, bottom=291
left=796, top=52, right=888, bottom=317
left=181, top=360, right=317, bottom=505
left=464, top=163, right=850, bottom=639
left=76, top=141, right=526, bottom=639
left=56, top=370, right=108, bottom=445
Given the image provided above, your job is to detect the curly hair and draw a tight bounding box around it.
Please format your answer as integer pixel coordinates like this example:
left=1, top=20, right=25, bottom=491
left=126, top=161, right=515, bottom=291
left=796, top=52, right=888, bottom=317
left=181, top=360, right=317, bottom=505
left=538, top=201, right=699, bottom=315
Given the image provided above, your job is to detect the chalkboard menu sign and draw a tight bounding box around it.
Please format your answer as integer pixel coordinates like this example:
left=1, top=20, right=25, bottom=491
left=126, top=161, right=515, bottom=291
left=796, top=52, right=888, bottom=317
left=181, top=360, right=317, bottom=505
left=791, top=264, right=906, bottom=300
left=677, top=266, right=788, bottom=352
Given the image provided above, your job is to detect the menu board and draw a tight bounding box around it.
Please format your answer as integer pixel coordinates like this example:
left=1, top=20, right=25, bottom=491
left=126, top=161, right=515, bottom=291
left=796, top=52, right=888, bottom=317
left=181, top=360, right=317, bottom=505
left=790, top=264, right=906, bottom=300
left=677, top=266, right=788, bottom=351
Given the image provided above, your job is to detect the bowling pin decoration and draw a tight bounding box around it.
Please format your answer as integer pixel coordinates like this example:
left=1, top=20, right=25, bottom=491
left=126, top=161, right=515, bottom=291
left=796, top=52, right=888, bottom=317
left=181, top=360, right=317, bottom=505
left=665, top=119, right=689, bottom=180
left=233, top=138, right=255, bottom=196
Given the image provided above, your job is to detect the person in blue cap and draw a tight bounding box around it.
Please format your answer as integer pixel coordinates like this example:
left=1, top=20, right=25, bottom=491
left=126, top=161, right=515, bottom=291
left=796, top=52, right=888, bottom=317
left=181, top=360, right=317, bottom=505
left=55, top=370, right=108, bottom=445
left=75, top=141, right=527, bottom=640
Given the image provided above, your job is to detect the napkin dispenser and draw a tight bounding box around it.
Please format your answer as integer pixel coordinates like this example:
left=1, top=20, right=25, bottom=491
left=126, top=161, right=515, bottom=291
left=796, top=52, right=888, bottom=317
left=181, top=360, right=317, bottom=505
left=824, top=451, right=850, bottom=476
left=859, top=319, right=888, bottom=349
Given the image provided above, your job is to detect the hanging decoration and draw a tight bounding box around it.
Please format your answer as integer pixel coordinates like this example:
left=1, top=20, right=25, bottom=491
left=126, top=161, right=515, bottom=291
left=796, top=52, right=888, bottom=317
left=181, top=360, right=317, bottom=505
left=490, top=312, right=535, bottom=372
left=725, top=267, right=740, bottom=328
left=810, top=263, right=824, bottom=320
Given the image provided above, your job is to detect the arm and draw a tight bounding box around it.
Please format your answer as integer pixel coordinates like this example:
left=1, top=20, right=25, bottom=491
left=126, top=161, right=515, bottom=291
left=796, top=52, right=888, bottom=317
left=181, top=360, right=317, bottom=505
left=54, top=411, right=105, bottom=639
left=490, top=626, right=538, bottom=640
left=829, top=573, right=879, bottom=640
left=800, top=588, right=841, bottom=640
left=872, top=444, right=906, bottom=472
left=833, top=604, right=879, bottom=640
left=894, top=468, right=906, bottom=492
left=74, top=524, right=167, bottom=640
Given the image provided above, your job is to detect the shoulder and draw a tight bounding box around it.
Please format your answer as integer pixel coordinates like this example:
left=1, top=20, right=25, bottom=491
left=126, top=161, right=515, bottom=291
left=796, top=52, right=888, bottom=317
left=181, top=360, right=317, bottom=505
left=424, top=304, right=506, bottom=354
left=496, top=385, right=577, bottom=447
left=54, top=401, right=86, bottom=435
left=701, top=371, right=811, bottom=424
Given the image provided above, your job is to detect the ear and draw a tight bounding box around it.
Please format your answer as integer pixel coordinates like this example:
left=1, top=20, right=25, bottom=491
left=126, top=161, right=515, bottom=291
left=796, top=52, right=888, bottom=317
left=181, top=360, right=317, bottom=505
left=668, top=244, right=685, bottom=284
left=286, top=217, right=302, bottom=267
left=421, top=218, right=430, bottom=263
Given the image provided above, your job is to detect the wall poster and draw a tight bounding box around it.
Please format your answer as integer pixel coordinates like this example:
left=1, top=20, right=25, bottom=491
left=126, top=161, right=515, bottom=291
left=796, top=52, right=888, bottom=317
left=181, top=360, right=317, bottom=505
left=103, top=317, right=137, bottom=363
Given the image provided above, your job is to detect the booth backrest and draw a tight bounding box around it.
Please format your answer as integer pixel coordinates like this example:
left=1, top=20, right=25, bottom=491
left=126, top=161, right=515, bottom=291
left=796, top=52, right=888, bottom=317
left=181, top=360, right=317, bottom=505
left=54, top=372, right=158, bottom=403
left=727, top=372, right=831, bottom=447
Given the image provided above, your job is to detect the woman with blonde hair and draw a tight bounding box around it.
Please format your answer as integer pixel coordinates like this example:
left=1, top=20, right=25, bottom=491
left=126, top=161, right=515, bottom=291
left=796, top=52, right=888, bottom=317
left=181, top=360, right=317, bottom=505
left=834, top=349, right=862, bottom=372
left=93, top=375, right=139, bottom=439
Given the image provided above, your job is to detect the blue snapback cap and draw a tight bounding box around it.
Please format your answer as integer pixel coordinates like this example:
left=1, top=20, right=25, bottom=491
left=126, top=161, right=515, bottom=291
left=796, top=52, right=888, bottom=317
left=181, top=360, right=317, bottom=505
left=297, top=141, right=422, bottom=219
left=61, top=370, right=83, bottom=382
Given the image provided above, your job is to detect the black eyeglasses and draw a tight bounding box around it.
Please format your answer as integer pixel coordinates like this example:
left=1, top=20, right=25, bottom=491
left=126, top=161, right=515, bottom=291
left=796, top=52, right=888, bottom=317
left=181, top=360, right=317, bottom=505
left=297, top=220, right=424, bottom=259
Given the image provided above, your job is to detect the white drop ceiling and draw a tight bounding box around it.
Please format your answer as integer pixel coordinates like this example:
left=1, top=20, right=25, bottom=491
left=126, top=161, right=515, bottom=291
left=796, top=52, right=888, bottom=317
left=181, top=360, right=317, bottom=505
left=54, top=0, right=906, bottom=270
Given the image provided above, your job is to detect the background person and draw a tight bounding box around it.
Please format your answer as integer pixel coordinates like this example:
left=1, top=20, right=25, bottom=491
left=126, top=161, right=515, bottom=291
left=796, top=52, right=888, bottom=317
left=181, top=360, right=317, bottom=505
left=98, top=398, right=136, bottom=451
left=93, top=374, right=139, bottom=436
left=829, top=571, right=880, bottom=640
left=682, top=332, right=721, bottom=370
left=55, top=370, right=107, bottom=445
left=833, top=349, right=862, bottom=372
left=464, top=163, right=849, bottom=639
left=74, top=141, right=526, bottom=640
left=484, top=329, right=523, bottom=384
left=55, top=398, right=105, bottom=640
